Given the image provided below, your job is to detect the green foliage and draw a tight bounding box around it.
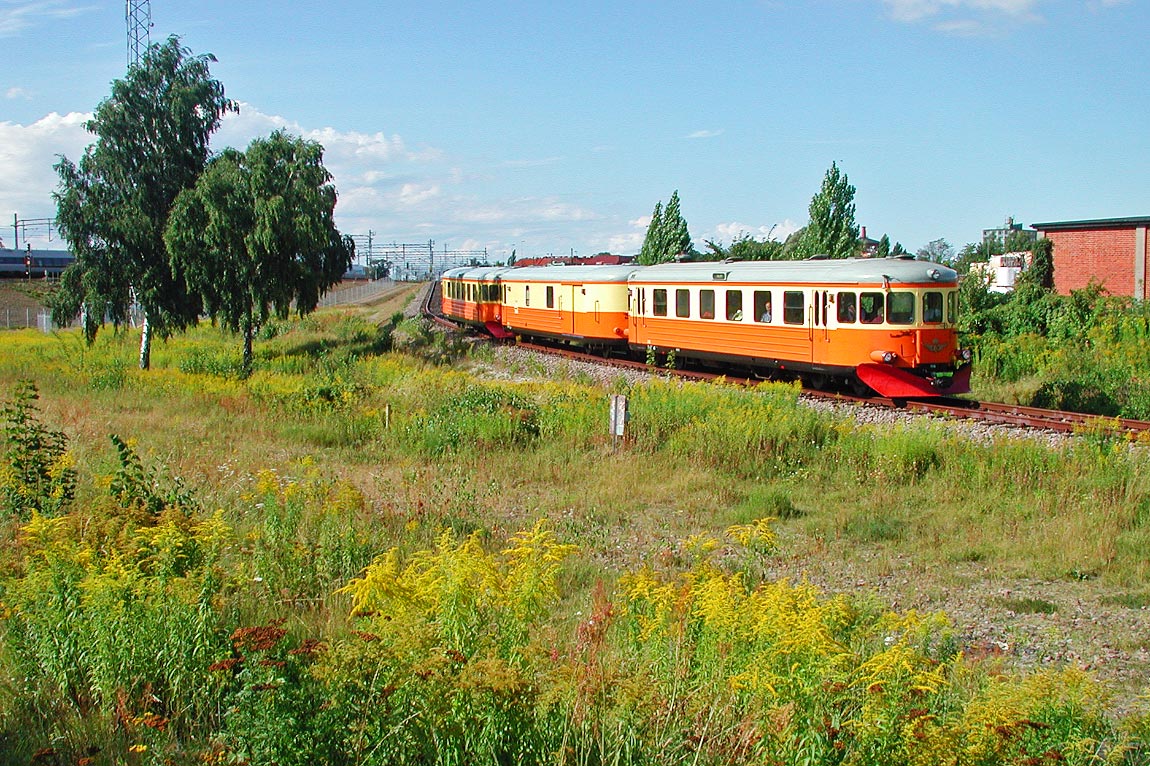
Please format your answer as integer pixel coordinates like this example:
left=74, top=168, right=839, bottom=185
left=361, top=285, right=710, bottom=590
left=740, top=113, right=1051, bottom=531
left=166, top=130, right=354, bottom=377
left=108, top=434, right=201, bottom=519
left=404, top=383, right=541, bottom=456
left=796, top=162, right=859, bottom=259
left=52, top=36, right=237, bottom=368
left=638, top=190, right=692, bottom=265
left=917, top=238, right=955, bottom=264
left=964, top=280, right=1150, bottom=418
left=248, top=472, right=379, bottom=606
left=877, top=233, right=891, bottom=258
left=704, top=232, right=785, bottom=261
left=1, top=381, right=76, bottom=520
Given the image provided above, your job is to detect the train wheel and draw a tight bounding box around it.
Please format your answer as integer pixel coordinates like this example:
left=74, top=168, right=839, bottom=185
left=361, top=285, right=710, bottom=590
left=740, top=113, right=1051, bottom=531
left=806, top=373, right=829, bottom=391
left=850, top=376, right=874, bottom=397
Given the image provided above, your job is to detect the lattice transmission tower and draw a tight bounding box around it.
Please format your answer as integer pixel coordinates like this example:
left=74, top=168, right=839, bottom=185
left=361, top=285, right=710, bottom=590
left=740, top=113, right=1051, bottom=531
left=125, top=0, right=152, bottom=68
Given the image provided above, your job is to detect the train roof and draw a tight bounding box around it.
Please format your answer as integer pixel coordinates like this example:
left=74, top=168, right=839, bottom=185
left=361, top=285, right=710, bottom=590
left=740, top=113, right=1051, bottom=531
left=499, top=264, right=637, bottom=283
left=629, top=257, right=957, bottom=286
left=441, top=266, right=511, bottom=280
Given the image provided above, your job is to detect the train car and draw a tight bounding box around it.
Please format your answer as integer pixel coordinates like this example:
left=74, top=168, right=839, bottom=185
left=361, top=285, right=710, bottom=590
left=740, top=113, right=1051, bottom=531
left=498, top=265, right=634, bottom=350
left=625, top=257, right=971, bottom=397
left=0, top=248, right=74, bottom=279
left=441, top=266, right=512, bottom=336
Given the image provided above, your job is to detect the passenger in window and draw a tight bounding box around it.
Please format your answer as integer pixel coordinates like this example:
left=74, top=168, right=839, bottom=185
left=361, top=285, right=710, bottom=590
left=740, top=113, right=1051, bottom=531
left=839, top=300, right=855, bottom=322
left=760, top=307, right=772, bottom=322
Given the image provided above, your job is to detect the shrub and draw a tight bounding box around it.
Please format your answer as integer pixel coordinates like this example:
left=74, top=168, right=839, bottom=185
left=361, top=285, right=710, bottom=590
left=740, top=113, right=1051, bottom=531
left=0, top=381, right=76, bottom=520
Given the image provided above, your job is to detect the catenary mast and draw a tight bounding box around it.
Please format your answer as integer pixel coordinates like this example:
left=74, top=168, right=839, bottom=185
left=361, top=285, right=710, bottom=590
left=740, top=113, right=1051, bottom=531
left=125, top=0, right=151, bottom=68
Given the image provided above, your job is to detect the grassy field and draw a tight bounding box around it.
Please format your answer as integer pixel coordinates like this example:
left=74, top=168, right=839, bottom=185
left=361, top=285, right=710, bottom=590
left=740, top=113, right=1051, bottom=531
left=2, top=287, right=1150, bottom=764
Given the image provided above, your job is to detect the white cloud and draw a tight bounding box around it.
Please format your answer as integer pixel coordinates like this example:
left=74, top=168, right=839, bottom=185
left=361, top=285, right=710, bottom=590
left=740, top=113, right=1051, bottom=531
left=0, top=103, right=629, bottom=258
left=705, top=219, right=801, bottom=245
left=0, top=1, right=95, bottom=37
left=0, top=111, right=92, bottom=245
left=685, top=129, right=724, bottom=139
left=5, top=87, right=32, bottom=100
left=882, top=0, right=1042, bottom=32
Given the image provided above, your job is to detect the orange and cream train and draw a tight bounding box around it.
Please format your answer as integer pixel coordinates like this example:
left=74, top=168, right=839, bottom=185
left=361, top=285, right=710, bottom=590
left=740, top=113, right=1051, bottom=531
left=440, top=257, right=972, bottom=397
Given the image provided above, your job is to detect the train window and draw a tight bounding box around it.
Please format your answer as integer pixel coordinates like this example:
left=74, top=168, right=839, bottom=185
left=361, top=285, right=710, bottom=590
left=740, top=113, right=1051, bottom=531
left=860, top=293, right=884, bottom=324
left=525, top=285, right=530, bottom=307
left=699, top=290, right=715, bottom=320
left=783, top=291, right=804, bottom=325
left=753, top=291, right=772, bottom=323
left=837, top=292, right=857, bottom=323
left=546, top=285, right=555, bottom=308
left=676, top=289, right=690, bottom=318
left=887, top=292, right=915, bottom=324
left=947, top=291, right=957, bottom=323
left=923, top=292, right=943, bottom=323
left=653, top=289, right=668, bottom=317
left=725, top=290, right=743, bottom=321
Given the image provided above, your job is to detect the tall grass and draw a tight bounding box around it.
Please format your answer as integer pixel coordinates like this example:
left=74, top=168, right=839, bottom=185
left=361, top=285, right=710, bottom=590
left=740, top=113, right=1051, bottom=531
left=2, top=312, right=1150, bottom=762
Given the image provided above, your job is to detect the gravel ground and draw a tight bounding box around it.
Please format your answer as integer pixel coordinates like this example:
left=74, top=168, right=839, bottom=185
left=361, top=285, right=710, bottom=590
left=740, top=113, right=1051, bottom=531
left=454, top=336, right=1150, bottom=716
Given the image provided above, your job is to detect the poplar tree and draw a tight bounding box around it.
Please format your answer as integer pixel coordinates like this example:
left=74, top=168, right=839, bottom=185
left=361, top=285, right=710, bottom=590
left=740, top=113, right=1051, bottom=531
left=52, top=37, right=236, bottom=368
left=637, top=190, right=692, bottom=265
left=638, top=201, right=665, bottom=265
left=799, top=162, right=859, bottom=259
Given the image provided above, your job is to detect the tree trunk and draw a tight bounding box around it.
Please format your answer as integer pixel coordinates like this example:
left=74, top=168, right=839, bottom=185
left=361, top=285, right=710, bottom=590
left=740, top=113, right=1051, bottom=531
left=138, top=313, right=152, bottom=370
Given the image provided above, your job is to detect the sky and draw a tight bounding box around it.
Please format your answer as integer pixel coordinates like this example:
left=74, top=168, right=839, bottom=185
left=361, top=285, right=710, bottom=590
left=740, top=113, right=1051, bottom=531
left=2, top=0, right=1147, bottom=263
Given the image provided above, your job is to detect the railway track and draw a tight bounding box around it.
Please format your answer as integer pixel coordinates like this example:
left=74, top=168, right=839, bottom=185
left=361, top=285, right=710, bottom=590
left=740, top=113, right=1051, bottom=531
left=421, top=281, right=1150, bottom=440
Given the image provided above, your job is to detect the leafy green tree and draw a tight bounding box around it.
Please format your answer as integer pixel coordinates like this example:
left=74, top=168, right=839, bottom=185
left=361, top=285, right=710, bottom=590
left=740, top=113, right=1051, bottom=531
left=166, top=131, right=354, bottom=376
left=876, top=234, right=890, bottom=258
left=916, top=238, right=955, bottom=264
left=638, top=190, right=692, bottom=265
left=1029, top=237, right=1055, bottom=290
left=704, top=233, right=784, bottom=261
left=1005, top=229, right=1036, bottom=253
left=798, top=162, right=859, bottom=259
left=52, top=37, right=236, bottom=369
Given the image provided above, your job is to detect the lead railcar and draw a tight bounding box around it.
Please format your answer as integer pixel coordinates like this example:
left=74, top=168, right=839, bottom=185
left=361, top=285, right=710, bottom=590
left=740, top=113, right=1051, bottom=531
left=625, top=257, right=971, bottom=397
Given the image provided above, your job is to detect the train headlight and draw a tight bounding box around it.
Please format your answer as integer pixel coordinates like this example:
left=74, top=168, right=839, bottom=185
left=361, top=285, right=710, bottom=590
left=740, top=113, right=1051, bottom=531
left=927, top=268, right=941, bottom=281
left=958, top=348, right=973, bottom=362
left=870, top=350, right=897, bottom=364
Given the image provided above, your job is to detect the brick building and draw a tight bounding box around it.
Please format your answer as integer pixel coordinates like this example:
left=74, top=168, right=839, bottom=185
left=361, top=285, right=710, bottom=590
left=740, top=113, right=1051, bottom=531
left=1032, top=216, right=1150, bottom=299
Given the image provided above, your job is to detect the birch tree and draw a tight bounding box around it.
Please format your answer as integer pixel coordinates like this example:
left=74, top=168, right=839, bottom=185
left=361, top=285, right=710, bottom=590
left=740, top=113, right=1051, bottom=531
left=166, top=131, right=353, bottom=377
left=52, top=37, right=235, bottom=368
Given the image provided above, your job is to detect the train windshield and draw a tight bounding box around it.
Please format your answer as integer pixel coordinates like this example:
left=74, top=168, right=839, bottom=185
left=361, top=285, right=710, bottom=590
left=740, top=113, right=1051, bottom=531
left=923, top=292, right=944, bottom=323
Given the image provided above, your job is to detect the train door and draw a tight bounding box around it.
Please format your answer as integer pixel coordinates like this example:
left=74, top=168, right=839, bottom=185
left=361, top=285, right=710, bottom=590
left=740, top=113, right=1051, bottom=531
left=811, top=289, right=832, bottom=363
left=630, top=286, right=646, bottom=337
left=563, top=284, right=579, bottom=335
left=555, top=284, right=576, bottom=335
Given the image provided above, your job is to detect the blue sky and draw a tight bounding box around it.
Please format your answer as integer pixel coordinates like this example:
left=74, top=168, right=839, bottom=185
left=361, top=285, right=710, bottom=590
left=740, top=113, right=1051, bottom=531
left=2, top=0, right=1146, bottom=262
